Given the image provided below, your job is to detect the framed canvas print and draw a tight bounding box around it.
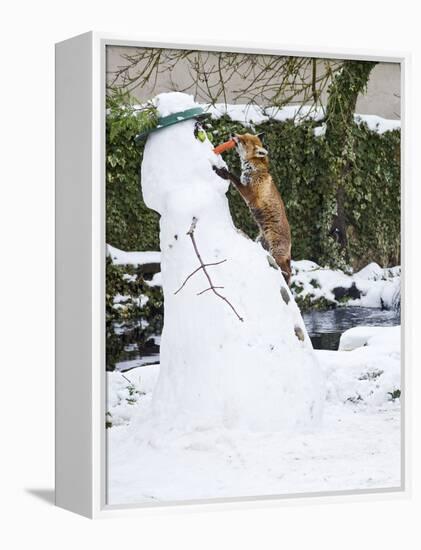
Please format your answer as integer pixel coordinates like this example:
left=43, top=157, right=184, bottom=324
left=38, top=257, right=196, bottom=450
left=55, top=32, right=409, bottom=518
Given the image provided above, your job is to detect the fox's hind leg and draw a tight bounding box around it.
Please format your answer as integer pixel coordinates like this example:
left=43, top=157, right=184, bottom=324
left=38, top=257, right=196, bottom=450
left=274, top=253, right=292, bottom=286
left=256, top=231, right=270, bottom=252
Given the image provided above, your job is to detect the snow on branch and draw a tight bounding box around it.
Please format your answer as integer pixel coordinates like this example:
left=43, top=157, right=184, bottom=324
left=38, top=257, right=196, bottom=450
left=175, top=217, right=244, bottom=322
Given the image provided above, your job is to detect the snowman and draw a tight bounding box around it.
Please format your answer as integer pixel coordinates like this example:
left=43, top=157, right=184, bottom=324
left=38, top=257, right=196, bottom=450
left=139, top=92, right=325, bottom=433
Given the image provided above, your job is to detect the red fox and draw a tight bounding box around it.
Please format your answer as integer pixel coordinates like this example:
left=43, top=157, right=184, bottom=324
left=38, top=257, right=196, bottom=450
left=213, top=133, right=292, bottom=285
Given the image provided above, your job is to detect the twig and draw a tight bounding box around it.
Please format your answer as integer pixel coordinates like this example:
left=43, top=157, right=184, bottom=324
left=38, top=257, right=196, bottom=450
left=175, top=217, right=244, bottom=322
left=174, top=260, right=227, bottom=295
left=197, top=286, right=224, bottom=296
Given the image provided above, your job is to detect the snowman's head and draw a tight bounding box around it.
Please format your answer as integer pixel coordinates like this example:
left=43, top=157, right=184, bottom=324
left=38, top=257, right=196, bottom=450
left=134, top=92, right=213, bottom=144
left=141, top=92, right=228, bottom=215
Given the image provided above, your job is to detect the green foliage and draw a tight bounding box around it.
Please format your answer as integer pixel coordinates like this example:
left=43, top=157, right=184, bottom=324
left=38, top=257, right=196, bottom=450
left=106, top=412, right=113, bottom=429
left=106, top=91, right=160, bottom=251
left=106, top=257, right=163, bottom=370
left=388, top=389, right=401, bottom=401
left=106, top=95, right=400, bottom=270
left=325, top=61, right=377, bottom=134
left=137, top=102, right=159, bottom=135
left=344, top=122, right=400, bottom=268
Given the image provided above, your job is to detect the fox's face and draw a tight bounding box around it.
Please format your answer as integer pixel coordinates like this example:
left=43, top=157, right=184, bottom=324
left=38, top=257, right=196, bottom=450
left=233, top=133, right=268, bottom=163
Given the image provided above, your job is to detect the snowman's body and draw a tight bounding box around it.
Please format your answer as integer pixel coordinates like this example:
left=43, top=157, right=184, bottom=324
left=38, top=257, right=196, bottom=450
left=141, top=93, right=324, bottom=432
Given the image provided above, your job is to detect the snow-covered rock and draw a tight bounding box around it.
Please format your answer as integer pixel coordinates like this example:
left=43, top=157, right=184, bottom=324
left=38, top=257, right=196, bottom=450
left=354, top=262, right=385, bottom=281
left=291, top=260, right=401, bottom=311
left=339, top=325, right=400, bottom=353
left=140, top=91, right=325, bottom=433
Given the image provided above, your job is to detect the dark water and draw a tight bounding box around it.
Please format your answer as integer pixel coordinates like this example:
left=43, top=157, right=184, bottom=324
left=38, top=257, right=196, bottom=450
left=112, top=306, right=400, bottom=371
left=113, top=335, right=161, bottom=372
left=303, top=306, right=400, bottom=351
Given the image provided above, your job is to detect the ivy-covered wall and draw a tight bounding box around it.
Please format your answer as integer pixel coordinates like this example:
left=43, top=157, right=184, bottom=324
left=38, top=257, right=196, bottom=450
left=106, top=97, right=400, bottom=269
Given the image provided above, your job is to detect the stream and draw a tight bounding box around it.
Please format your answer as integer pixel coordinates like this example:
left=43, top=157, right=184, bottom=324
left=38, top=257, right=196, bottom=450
left=302, top=306, right=400, bottom=351
left=111, top=306, right=400, bottom=372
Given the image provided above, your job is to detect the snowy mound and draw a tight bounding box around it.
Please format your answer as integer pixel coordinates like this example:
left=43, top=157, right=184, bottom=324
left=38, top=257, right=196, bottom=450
left=319, top=325, right=401, bottom=407
left=140, top=92, right=325, bottom=433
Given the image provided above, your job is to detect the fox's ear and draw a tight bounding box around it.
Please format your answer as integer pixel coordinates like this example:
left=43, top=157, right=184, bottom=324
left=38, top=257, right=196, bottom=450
left=255, top=146, right=268, bottom=157
left=256, top=132, right=265, bottom=142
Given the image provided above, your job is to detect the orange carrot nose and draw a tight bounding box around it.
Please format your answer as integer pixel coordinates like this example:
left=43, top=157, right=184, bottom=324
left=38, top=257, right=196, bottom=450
left=213, top=139, right=236, bottom=155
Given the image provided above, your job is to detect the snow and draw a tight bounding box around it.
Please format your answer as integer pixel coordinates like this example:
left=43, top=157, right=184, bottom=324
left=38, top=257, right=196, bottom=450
left=207, top=103, right=325, bottom=126
left=107, top=365, right=159, bottom=426
left=122, top=273, right=137, bottom=283
left=154, top=92, right=198, bottom=117
left=107, top=323, right=401, bottom=503
left=339, top=325, right=400, bottom=352
left=145, top=272, right=162, bottom=287
left=313, top=123, right=327, bottom=137
left=112, top=293, right=148, bottom=311
left=139, top=92, right=325, bottom=433
left=107, top=244, right=161, bottom=266
left=354, top=262, right=385, bottom=281
left=292, top=260, right=400, bottom=310
left=205, top=102, right=400, bottom=134
left=354, top=114, right=401, bottom=134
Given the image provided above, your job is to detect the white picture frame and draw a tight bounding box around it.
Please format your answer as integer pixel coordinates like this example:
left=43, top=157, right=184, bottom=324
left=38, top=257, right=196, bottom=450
left=55, top=31, right=410, bottom=518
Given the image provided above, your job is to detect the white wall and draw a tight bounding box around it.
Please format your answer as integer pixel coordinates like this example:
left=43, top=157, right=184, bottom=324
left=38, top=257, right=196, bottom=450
left=356, top=62, right=400, bottom=118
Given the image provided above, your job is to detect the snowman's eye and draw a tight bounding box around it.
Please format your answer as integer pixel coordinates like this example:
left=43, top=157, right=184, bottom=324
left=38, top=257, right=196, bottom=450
left=197, top=129, right=207, bottom=142
left=194, top=121, right=202, bottom=138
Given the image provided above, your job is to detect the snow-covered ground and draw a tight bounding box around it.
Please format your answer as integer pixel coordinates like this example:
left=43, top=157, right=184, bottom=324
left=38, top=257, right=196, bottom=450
left=107, top=324, right=401, bottom=505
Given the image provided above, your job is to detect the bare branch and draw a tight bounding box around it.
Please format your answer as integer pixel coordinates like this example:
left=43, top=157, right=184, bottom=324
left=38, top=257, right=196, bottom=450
left=175, top=217, right=244, bottom=322
left=197, top=286, right=224, bottom=296
left=174, top=259, right=227, bottom=295
left=107, top=48, right=345, bottom=117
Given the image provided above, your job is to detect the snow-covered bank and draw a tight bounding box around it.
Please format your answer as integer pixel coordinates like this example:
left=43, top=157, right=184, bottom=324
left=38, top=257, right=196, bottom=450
left=292, top=260, right=400, bottom=310
left=107, top=244, right=161, bottom=266
left=107, top=324, right=401, bottom=504
left=107, top=247, right=401, bottom=315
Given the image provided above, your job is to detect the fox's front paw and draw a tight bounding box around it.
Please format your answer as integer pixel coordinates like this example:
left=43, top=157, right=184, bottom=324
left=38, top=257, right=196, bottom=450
left=212, top=165, right=230, bottom=180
